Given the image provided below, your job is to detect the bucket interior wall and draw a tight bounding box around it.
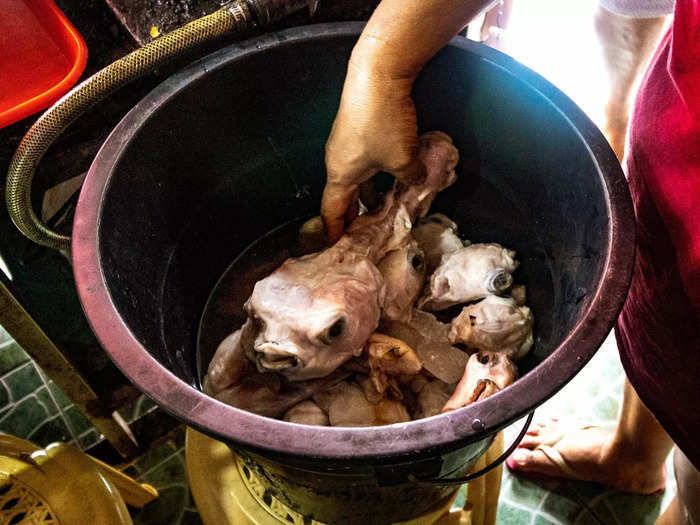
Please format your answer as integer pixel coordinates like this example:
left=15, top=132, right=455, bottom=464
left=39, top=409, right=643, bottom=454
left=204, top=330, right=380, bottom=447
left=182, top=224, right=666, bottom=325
left=99, top=34, right=607, bottom=389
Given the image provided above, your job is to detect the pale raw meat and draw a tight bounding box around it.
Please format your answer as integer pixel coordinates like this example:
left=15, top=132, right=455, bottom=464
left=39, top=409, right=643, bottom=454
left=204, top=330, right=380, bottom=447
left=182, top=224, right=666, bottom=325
left=449, top=295, right=534, bottom=360
left=204, top=132, right=459, bottom=414
left=415, top=379, right=454, bottom=419
left=377, top=243, right=427, bottom=322
left=412, top=213, right=465, bottom=272
left=366, top=333, right=422, bottom=397
left=204, top=130, right=537, bottom=426
left=379, top=314, right=468, bottom=385
left=442, top=351, right=518, bottom=412
left=328, top=382, right=376, bottom=427
left=418, top=243, right=518, bottom=311
left=283, top=400, right=329, bottom=426
left=511, top=284, right=527, bottom=306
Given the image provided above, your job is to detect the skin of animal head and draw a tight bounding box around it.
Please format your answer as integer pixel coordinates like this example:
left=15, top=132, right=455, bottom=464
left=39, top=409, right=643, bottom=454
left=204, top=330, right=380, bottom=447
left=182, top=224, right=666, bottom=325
left=246, top=251, right=385, bottom=381
left=442, top=350, right=518, bottom=412
left=449, top=295, right=534, bottom=360
left=418, top=243, right=518, bottom=311
left=377, top=244, right=427, bottom=321
left=412, top=213, right=465, bottom=272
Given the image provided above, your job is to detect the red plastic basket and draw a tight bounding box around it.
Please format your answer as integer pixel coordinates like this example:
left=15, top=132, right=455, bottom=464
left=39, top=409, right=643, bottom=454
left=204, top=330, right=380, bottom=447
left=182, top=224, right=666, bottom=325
left=0, top=0, right=87, bottom=128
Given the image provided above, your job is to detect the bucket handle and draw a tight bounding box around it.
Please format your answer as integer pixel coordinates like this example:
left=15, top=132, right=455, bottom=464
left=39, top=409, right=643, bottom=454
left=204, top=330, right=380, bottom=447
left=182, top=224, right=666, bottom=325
left=409, top=411, right=534, bottom=486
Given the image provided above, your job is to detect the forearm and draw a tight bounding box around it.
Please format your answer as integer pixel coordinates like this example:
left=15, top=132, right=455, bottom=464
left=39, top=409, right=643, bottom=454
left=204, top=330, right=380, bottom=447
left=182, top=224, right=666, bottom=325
left=354, top=0, right=495, bottom=79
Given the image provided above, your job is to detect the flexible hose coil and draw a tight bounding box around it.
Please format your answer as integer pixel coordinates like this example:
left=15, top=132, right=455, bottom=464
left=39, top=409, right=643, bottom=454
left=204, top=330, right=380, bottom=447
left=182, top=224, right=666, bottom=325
left=6, top=4, right=255, bottom=251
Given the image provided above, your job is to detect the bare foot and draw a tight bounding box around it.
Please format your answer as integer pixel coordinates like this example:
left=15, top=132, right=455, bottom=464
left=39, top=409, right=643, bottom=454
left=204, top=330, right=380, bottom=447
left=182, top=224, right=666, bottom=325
left=507, top=418, right=666, bottom=495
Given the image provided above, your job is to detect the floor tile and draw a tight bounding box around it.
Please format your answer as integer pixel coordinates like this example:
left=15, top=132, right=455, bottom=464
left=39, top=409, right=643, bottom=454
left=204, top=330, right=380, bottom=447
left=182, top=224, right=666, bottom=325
left=78, top=428, right=102, bottom=450
left=140, top=453, right=186, bottom=488
left=35, top=386, right=58, bottom=415
left=133, top=440, right=179, bottom=475
left=0, top=327, right=11, bottom=346
left=180, top=510, right=204, bottom=525
left=592, top=395, right=619, bottom=423
left=46, top=379, right=72, bottom=409
left=64, top=404, right=94, bottom=436
left=0, top=342, right=30, bottom=375
left=119, top=394, right=159, bottom=424
left=27, top=415, right=74, bottom=447
left=571, top=496, right=620, bottom=525
left=133, top=485, right=188, bottom=525
left=497, top=501, right=534, bottom=524
left=533, top=515, right=559, bottom=525
left=598, top=491, right=666, bottom=525
left=540, top=487, right=584, bottom=523
left=0, top=396, right=48, bottom=438
left=504, top=476, right=548, bottom=508
left=4, top=362, right=42, bottom=401
left=0, top=382, right=9, bottom=408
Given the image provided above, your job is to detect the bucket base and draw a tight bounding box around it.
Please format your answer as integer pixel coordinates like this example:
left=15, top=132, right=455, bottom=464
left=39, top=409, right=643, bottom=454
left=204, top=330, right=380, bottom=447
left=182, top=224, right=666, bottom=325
left=185, top=428, right=503, bottom=525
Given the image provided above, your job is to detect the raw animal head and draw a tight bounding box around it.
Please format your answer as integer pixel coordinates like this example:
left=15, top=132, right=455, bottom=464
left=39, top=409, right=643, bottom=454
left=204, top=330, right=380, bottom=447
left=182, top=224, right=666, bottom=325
left=441, top=351, right=518, bottom=412
left=449, top=295, right=534, bottom=360
left=377, top=244, right=427, bottom=322
left=418, top=243, right=518, bottom=311
left=246, top=252, right=385, bottom=381
left=243, top=132, right=460, bottom=382
left=412, top=213, right=465, bottom=272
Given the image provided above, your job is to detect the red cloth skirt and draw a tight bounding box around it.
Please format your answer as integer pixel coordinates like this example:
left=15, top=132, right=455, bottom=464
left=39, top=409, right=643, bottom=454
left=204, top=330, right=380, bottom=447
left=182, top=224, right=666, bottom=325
left=615, top=0, right=700, bottom=470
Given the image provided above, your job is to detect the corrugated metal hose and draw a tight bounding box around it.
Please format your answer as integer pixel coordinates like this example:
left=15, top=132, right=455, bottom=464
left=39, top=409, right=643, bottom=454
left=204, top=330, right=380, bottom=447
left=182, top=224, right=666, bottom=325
left=6, top=0, right=307, bottom=251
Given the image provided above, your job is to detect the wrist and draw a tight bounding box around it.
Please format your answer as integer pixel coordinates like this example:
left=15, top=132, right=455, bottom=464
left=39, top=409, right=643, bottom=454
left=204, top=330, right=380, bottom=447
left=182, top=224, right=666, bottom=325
left=350, top=32, right=420, bottom=82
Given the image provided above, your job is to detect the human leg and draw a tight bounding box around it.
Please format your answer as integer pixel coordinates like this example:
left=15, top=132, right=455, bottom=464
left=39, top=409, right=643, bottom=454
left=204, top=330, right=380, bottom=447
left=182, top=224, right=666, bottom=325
left=656, top=448, right=700, bottom=525
left=479, top=0, right=513, bottom=51
left=593, top=5, right=665, bottom=160
left=508, top=378, right=671, bottom=494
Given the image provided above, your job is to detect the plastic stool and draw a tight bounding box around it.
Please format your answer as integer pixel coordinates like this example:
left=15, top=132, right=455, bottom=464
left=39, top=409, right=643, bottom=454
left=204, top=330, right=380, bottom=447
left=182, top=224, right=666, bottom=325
left=187, top=427, right=503, bottom=525
left=0, top=434, right=157, bottom=524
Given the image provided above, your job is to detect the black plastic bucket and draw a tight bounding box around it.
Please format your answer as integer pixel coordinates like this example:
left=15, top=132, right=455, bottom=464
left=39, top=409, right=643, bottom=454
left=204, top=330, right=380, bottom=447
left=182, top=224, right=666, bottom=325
left=73, top=23, right=634, bottom=524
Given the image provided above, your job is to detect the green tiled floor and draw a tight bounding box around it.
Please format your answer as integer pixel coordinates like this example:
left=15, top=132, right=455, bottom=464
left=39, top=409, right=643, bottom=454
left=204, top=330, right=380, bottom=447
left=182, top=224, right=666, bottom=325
left=0, top=324, right=676, bottom=524
left=496, top=332, right=676, bottom=525
left=0, top=328, right=98, bottom=449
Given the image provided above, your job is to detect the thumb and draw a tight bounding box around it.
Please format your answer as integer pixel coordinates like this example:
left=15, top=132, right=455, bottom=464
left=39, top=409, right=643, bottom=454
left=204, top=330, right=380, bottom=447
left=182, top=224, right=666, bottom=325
left=321, top=182, right=358, bottom=243
left=391, top=155, right=426, bottom=186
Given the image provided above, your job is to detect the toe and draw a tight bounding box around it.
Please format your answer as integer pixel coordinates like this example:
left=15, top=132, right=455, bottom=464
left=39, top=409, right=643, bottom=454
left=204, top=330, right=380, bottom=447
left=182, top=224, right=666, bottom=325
left=519, top=434, right=544, bottom=449
left=509, top=449, right=566, bottom=478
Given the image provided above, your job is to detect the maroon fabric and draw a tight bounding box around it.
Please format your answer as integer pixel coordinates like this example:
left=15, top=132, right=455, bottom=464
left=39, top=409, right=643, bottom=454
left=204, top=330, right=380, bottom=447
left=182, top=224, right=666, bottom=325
left=615, top=0, right=700, bottom=470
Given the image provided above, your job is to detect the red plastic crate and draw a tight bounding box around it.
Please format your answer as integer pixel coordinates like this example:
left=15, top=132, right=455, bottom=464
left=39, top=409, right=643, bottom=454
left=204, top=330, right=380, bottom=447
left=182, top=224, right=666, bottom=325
left=0, top=0, right=87, bottom=128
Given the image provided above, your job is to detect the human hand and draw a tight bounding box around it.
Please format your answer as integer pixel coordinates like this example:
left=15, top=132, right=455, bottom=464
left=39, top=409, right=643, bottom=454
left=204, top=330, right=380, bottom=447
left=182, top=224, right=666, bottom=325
left=322, top=47, right=426, bottom=242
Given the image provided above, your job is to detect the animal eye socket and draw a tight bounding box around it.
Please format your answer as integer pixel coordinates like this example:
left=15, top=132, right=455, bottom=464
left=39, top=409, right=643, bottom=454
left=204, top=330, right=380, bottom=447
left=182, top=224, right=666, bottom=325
left=410, top=253, right=424, bottom=270
left=320, top=318, right=345, bottom=344
left=329, top=319, right=344, bottom=338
